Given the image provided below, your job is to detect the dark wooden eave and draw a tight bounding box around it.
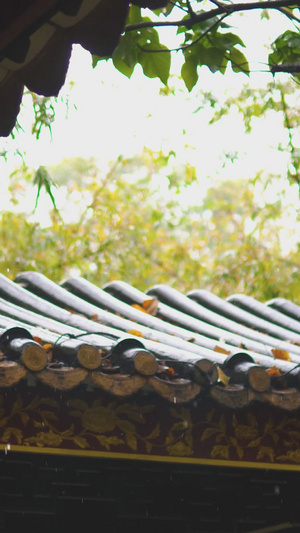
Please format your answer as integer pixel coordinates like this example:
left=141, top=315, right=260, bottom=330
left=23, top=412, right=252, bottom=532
left=0, top=0, right=168, bottom=136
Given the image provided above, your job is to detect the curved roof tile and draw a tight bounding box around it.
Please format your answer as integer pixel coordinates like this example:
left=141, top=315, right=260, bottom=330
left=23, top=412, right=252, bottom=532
left=0, top=271, right=299, bottom=410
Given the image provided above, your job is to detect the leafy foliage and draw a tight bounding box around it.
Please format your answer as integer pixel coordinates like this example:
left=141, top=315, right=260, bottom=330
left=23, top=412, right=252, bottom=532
left=2, top=152, right=300, bottom=302
left=208, top=79, right=300, bottom=185
left=270, top=30, right=300, bottom=78
left=92, top=2, right=300, bottom=90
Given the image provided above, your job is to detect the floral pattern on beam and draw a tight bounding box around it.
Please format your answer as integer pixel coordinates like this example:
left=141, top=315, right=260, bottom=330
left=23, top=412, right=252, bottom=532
left=1, top=389, right=300, bottom=467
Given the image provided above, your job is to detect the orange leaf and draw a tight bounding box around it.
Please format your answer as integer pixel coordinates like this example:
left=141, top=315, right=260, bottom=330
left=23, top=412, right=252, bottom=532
left=142, top=298, right=158, bottom=316
left=271, top=348, right=291, bottom=361
left=266, top=366, right=282, bottom=376
left=43, top=343, right=53, bottom=351
left=166, top=367, right=175, bottom=377
left=131, top=303, right=148, bottom=314
left=127, top=329, right=144, bottom=338
left=33, top=336, right=44, bottom=346
left=214, top=345, right=231, bottom=355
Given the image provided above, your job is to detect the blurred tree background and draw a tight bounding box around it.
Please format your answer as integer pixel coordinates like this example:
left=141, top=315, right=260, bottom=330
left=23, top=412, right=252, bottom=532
left=2, top=131, right=300, bottom=302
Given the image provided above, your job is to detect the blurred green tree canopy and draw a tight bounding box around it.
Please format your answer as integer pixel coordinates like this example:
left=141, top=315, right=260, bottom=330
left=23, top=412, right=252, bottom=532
left=2, top=149, right=300, bottom=302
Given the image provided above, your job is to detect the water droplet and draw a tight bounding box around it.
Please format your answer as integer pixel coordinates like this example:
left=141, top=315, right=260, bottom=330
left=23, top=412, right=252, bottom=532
left=5, top=444, right=10, bottom=454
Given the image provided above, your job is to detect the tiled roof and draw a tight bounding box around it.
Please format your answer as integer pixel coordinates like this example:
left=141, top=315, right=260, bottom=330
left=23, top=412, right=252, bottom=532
left=1, top=271, right=300, bottom=410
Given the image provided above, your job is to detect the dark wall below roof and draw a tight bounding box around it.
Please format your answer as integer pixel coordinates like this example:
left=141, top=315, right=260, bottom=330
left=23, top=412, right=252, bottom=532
left=0, top=452, right=299, bottom=533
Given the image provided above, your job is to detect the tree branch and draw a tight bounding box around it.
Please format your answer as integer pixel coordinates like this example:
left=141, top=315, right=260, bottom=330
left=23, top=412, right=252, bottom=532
left=125, top=0, right=300, bottom=32
left=137, top=14, right=228, bottom=53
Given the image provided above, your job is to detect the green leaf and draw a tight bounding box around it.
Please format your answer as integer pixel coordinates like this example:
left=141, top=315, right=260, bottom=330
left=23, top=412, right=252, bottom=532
left=200, top=47, right=228, bottom=74
left=210, top=32, right=245, bottom=50
left=127, top=5, right=142, bottom=25
left=181, top=56, right=198, bottom=92
left=212, top=32, right=246, bottom=50
left=33, top=166, right=60, bottom=214
left=138, top=43, right=171, bottom=85
left=228, top=48, right=249, bottom=75
left=112, top=33, right=138, bottom=78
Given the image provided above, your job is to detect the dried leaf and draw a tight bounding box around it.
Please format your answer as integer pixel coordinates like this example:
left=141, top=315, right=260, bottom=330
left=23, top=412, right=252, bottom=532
left=271, top=348, right=291, bottom=361
left=214, top=345, right=231, bottom=355
left=66, top=307, right=76, bottom=314
left=166, top=367, right=175, bottom=377
left=217, top=365, right=230, bottom=386
left=132, top=303, right=148, bottom=313
left=127, top=329, right=144, bottom=337
left=43, top=343, right=52, bottom=351
left=142, top=298, right=158, bottom=316
left=266, top=365, right=282, bottom=376
left=33, top=336, right=43, bottom=346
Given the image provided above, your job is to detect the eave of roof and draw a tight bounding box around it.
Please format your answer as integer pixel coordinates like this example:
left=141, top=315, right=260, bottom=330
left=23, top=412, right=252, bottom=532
left=0, top=0, right=168, bottom=136
left=0, top=271, right=300, bottom=411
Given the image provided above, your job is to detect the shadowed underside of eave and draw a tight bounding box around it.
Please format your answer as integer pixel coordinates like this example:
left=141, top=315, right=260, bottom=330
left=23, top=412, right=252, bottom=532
left=0, top=0, right=168, bottom=136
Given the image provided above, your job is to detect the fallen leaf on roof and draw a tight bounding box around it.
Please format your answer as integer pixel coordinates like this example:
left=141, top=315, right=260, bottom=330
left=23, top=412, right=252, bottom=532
left=43, top=343, right=53, bottom=352
left=214, top=345, right=231, bottom=355
left=266, top=366, right=282, bottom=376
left=217, top=365, right=230, bottom=386
left=132, top=303, right=148, bottom=314
left=127, top=329, right=144, bottom=337
left=271, top=348, right=291, bottom=361
left=33, top=336, right=44, bottom=346
left=142, top=298, right=159, bottom=316
left=166, top=367, right=175, bottom=377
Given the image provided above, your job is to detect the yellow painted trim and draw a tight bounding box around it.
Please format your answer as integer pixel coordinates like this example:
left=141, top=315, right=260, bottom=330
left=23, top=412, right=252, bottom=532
left=1, top=444, right=300, bottom=471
